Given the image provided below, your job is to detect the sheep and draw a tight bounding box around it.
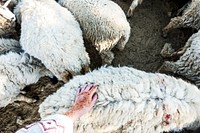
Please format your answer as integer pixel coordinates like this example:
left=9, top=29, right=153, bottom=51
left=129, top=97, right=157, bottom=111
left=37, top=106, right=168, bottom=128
left=158, top=29, right=200, bottom=88
left=0, top=0, right=16, bottom=37
left=39, top=66, right=200, bottom=133
left=162, top=0, right=200, bottom=37
left=127, top=0, right=144, bottom=17
left=14, top=0, right=90, bottom=82
left=0, top=38, right=53, bottom=107
left=58, top=0, right=131, bottom=64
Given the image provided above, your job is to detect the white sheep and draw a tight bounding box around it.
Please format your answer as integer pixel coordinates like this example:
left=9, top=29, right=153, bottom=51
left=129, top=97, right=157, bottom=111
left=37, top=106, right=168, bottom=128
left=163, top=0, right=200, bottom=37
left=0, top=0, right=16, bottom=36
left=39, top=66, right=200, bottom=133
left=127, top=0, right=144, bottom=17
left=58, top=0, right=131, bottom=64
left=14, top=0, right=90, bottom=82
left=158, top=29, right=200, bottom=88
left=0, top=38, right=53, bottom=107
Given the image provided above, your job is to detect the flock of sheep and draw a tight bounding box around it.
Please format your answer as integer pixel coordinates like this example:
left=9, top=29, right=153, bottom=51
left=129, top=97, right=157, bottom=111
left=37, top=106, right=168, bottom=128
left=0, top=0, right=200, bottom=132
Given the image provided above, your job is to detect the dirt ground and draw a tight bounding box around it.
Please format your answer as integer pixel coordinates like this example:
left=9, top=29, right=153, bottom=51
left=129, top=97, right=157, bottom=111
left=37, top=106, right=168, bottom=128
left=0, top=0, right=196, bottom=132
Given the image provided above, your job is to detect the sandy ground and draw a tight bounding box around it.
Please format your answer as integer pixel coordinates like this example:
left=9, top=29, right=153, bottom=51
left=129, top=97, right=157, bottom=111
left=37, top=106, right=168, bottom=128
left=0, top=0, right=196, bottom=132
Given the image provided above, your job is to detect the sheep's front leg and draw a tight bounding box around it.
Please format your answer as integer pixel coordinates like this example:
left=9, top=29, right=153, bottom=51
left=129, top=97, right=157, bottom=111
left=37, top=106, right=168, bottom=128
left=162, top=16, right=184, bottom=37
left=116, top=35, right=128, bottom=51
left=127, top=0, right=143, bottom=17
left=100, top=50, right=114, bottom=64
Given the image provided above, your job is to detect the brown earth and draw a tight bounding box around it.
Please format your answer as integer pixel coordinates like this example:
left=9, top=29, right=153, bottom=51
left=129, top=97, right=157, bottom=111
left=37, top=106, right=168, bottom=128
left=0, top=0, right=196, bottom=132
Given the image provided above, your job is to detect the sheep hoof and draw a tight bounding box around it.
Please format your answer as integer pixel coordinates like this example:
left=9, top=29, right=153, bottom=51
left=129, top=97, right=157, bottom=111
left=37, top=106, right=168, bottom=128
left=15, top=94, right=37, bottom=103
left=100, top=51, right=114, bottom=65
left=49, top=76, right=58, bottom=84
left=160, top=43, right=174, bottom=58
left=157, top=61, right=176, bottom=73
left=127, top=8, right=133, bottom=18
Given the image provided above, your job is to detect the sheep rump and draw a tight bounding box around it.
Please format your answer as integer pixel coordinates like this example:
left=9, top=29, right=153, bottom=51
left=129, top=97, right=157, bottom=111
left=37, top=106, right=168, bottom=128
left=14, top=0, right=90, bottom=82
left=39, top=66, right=200, bottom=133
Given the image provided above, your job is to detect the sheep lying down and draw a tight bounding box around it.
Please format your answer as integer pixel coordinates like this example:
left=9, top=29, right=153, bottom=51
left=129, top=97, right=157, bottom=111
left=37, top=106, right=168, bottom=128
left=39, top=66, right=200, bottom=133
left=0, top=38, right=53, bottom=107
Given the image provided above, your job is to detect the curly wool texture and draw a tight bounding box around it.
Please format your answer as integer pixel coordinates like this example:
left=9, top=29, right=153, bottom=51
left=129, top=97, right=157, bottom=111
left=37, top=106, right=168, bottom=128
left=0, top=38, right=52, bottom=107
left=58, top=0, right=130, bottom=52
left=39, top=66, right=200, bottom=133
left=163, top=0, right=200, bottom=36
left=14, top=0, right=90, bottom=81
left=162, top=30, right=200, bottom=88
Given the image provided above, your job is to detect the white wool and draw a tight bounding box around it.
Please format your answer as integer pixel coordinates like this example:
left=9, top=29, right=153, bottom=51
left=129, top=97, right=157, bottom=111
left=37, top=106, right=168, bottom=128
left=58, top=0, right=130, bottom=64
left=160, top=29, right=200, bottom=88
left=0, top=38, right=53, bottom=107
left=163, top=0, right=200, bottom=36
left=127, top=0, right=144, bottom=17
left=14, top=0, right=90, bottom=81
left=39, top=66, right=200, bottom=133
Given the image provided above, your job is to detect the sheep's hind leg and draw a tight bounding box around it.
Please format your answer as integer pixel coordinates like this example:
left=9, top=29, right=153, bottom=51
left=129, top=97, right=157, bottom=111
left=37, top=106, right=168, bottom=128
left=15, top=93, right=37, bottom=103
left=127, top=0, right=142, bottom=17
left=100, top=50, right=114, bottom=64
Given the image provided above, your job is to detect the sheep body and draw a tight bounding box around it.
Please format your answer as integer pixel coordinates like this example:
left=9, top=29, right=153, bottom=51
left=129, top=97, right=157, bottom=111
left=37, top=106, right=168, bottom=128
left=58, top=0, right=131, bottom=64
left=163, top=0, right=200, bottom=37
left=159, top=29, right=200, bottom=88
left=39, top=66, right=200, bottom=133
left=0, top=38, right=53, bottom=107
left=14, top=0, right=90, bottom=81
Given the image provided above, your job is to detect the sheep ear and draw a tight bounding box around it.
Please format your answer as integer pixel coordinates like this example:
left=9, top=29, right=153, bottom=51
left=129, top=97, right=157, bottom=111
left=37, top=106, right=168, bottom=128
left=3, top=0, right=11, bottom=8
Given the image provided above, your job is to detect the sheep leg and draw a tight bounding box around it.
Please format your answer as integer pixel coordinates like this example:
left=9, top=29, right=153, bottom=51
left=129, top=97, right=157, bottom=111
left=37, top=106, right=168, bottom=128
left=160, top=43, right=175, bottom=58
left=162, top=16, right=185, bottom=37
left=157, top=61, right=178, bottom=73
left=81, top=64, right=91, bottom=74
left=15, top=94, right=37, bottom=103
left=127, top=0, right=143, bottom=17
left=100, top=50, right=114, bottom=64
left=116, top=35, right=128, bottom=51
left=60, top=70, right=76, bottom=82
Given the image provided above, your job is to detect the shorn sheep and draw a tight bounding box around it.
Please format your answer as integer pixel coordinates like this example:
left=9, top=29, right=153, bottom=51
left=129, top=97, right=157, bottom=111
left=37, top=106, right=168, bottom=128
left=58, top=0, right=131, bottom=64
left=159, top=29, right=200, bottom=88
left=0, top=38, right=53, bottom=107
left=39, top=66, right=200, bottom=133
left=14, top=0, right=90, bottom=82
left=127, top=0, right=144, bottom=17
left=163, top=0, right=200, bottom=37
left=0, top=0, right=16, bottom=37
